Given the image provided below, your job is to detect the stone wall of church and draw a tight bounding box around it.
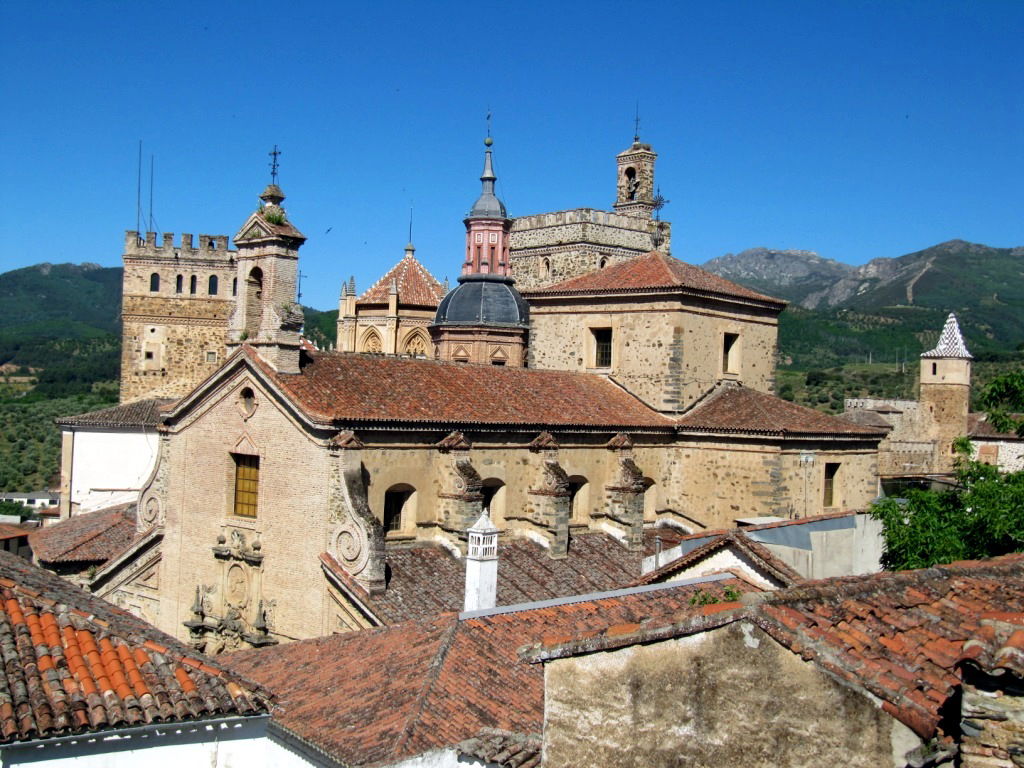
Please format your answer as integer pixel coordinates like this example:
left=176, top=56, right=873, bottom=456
left=509, top=209, right=670, bottom=291
left=157, top=368, right=335, bottom=647
left=527, top=295, right=779, bottom=413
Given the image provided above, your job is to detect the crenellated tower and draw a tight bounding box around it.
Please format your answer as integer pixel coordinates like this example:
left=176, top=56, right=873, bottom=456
left=227, top=183, right=307, bottom=374
left=120, top=231, right=238, bottom=403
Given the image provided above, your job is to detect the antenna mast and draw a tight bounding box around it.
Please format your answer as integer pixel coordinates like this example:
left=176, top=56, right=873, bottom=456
left=135, top=140, right=142, bottom=237
left=148, top=155, right=155, bottom=233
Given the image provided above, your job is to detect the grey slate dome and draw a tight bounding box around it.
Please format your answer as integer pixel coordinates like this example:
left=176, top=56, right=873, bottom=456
left=433, top=274, right=529, bottom=328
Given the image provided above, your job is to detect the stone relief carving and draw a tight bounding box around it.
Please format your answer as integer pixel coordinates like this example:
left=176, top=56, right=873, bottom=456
left=327, top=453, right=385, bottom=595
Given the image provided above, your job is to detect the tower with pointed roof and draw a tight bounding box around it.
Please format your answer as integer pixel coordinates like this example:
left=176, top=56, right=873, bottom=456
left=919, top=313, right=973, bottom=472
left=431, top=137, right=529, bottom=367
left=335, top=241, right=445, bottom=356
left=227, top=182, right=307, bottom=374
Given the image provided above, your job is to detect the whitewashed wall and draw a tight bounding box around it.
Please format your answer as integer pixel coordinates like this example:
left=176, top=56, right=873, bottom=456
left=67, top=429, right=159, bottom=514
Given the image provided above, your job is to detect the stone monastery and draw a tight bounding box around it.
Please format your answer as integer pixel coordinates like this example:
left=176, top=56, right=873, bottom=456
left=59, top=134, right=916, bottom=651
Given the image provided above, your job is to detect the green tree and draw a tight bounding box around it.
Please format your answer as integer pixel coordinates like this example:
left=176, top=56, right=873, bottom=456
left=870, top=458, right=1024, bottom=570
left=978, top=368, right=1024, bottom=437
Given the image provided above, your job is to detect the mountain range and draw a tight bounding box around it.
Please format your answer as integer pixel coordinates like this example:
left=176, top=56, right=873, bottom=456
left=702, top=240, right=1024, bottom=366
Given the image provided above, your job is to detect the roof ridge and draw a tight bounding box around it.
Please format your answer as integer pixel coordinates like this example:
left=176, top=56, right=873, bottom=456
left=388, top=617, right=462, bottom=759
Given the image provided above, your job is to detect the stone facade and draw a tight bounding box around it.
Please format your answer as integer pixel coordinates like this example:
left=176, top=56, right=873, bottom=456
left=542, top=621, right=921, bottom=767
left=120, top=231, right=237, bottom=403
left=527, top=292, right=779, bottom=413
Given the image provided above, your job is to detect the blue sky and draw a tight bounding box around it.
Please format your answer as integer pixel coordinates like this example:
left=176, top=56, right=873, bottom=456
left=2, top=0, right=1022, bottom=310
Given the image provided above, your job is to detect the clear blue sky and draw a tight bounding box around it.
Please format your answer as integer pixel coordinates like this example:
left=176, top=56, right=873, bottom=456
left=2, top=1, right=1022, bottom=311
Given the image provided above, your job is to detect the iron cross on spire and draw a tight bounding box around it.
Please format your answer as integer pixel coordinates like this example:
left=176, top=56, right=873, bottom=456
left=268, top=145, right=281, bottom=184
left=633, top=102, right=641, bottom=143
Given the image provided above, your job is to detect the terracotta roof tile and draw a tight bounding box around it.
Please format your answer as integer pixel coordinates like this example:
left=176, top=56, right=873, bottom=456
left=0, top=550, right=268, bottom=744
left=256, top=349, right=673, bottom=429
left=0, top=525, right=33, bottom=542
left=357, top=253, right=445, bottom=307
left=524, top=251, right=785, bottom=306
left=958, top=612, right=1024, bottom=678
left=753, top=554, right=1024, bottom=739
left=678, top=383, right=887, bottom=437
left=55, top=399, right=174, bottom=429
left=226, top=577, right=754, bottom=767
left=29, top=505, right=138, bottom=565
left=968, top=411, right=1024, bottom=440
left=456, top=729, right=542, bottom=768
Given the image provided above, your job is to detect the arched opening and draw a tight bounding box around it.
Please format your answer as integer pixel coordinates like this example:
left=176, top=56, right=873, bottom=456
left=149, top=273, right=160, bottom=292
left=245, top=268, right=263, bottom=338
left=403, top=332, right=428, bottom=358
left=625, top=166, right=638, bottom=200
left=540, top=257, right=550, bottom=279
left=239, top=386, right=256, bottom=416
left=566, top=475, right=589, bottom=522
left=481, top=478, right=506, bottom=522
left=383, top=484, right=415, bottom=534
left=189, top=275, right=197, bottom=295
left=175, top=274, right=184, bottom=294
left=208, top=275, right=219, bottom=295
left=598, top=256, right=609, bottom=269
left=232, top=277, right=238, bottom=297
left=361, top=329, right=383, bottom=354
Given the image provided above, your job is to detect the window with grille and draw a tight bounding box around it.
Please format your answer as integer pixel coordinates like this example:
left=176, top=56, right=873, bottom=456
left=233, top=454, right=259, bottom=518
left=592, top=328, right=612, bottom=368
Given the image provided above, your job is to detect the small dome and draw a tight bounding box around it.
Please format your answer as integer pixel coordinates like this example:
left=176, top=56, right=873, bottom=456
left=468, top=191, right=507, bottom=219
left=433, top=274, right=529, bottom=328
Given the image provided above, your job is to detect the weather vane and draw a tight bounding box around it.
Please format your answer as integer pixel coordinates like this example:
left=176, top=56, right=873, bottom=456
left=269, top=145, right=281, bottom=184
left=486, top=108, right=492, bottom=138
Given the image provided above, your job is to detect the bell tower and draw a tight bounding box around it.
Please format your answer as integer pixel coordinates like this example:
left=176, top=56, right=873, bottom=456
left=614, top=134, right=657, bottom=219
left=919, top=313, right=973, bottom=474
left=462, top=136, right=512, bottom=276
left=228, top=169, right=307, bottom=374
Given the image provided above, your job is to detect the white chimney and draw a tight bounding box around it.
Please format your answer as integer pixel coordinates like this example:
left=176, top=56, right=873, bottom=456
left=464, top=511, right=499, bottom=612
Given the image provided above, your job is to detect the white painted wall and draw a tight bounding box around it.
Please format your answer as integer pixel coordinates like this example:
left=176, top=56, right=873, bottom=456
left=661, top=547, right=780, bottom=590
left=1, top=717, right=319, bottom=768
left=67, top=429, right=159, bottom=514
left=393, top=748, right=491, bottom=768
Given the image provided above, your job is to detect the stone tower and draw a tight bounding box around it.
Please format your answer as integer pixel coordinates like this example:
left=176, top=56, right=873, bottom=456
left=227, top=184, right=307, bottom=374
left=431, top=137, right=529, bottom=366
left=507, top=137, right=671, bottom=290
left=119, top=231, right=238, bottom=404
left=613, top=136, right=657, bottom=219
left=919, top=313, right=973, bottom=474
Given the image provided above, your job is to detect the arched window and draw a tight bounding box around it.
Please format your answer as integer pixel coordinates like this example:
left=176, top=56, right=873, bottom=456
left=189, top=275, right=197, bottom=295
left=598, top=256, right=609, bottom=269
left=383, top=484, right=415, bottom=533
left=567, top=476, right=589, bottom=522
left=643, top=477, right=657, bottom=521
left=403, top=332, right=428, bottom=358
left=361, top=329, right=383, bottom=354
left=481, top=478, right=506, bottom=521
left=540, top=257, right=550, bottom=279
left=149, top=273, right=160, bottom=292
left=624, top=167, right=638, bottom=200
left=232, top=277, right=238, bottom=297
left=245, top=268, right=263, bottom=338
left=208, top=275, right=218, bottom=295
left=175, top=274, right=183, bottom=294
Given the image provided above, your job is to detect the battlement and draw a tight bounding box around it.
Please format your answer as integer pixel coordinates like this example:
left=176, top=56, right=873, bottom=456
left=511, top=208, right=661, bottom=232
left=124, top=231, right=236, bottom=260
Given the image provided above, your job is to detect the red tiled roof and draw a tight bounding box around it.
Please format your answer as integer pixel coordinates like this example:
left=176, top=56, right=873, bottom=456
left=754, top=554, right=1024, bottom=739
left=677, top=383, right=887, bottom=437
left=524, top=251, right=785, bottom=306
left=56, top=399, right=173, bottom=429
left=0, top=550, right=268, bottom=744
left=256, top=350, right=674, bottom=429
left=29, top=504, right=138, bottom=564
left=0, top=525, right=33, bottom=542
left=456, top=729, right=542, bottom=768
left=323, top=531, right=662, bottom=624
left=958, top=613, right=1024, bottom=678
left=634, top=529, right=803, bottom=588
left=227, top=577, right=755, bottom=767
left=357, top=253, right=445, bottom=307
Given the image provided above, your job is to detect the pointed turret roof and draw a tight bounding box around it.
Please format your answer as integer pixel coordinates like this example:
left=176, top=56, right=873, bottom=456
left=921, top=313, right=973, bottom=359
left=467, top=137, right=507, bottom=219
left=357, top=249, right=445, bottom=308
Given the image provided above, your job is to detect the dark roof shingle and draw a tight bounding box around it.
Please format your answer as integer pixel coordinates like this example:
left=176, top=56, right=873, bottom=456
left=56, top=399, right=173, bottom=429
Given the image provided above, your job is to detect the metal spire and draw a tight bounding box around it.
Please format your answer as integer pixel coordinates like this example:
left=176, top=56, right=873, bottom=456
left=633, top=101, right=641, bottom=143
left=269, top=145, right=281, bottom=184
